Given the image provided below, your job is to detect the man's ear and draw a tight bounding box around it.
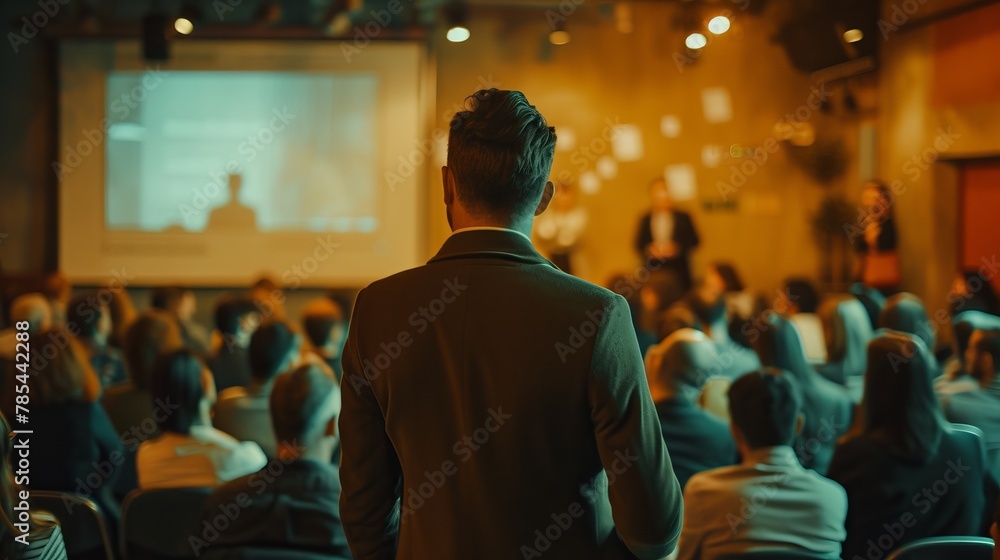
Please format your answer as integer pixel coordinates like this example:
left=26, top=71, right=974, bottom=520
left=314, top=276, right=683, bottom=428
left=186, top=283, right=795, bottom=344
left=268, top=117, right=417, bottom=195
left=326, top=417, right=338, bottom=438
left=794, top=413, right=805, bottom=436
left=442, top=166, right=455, bottom=206
left=534, top=181, right=555, bottom=216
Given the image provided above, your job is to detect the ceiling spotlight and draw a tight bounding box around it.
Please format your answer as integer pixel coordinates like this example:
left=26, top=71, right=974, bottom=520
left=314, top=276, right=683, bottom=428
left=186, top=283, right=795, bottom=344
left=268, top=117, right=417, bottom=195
left=444, top=2, right=470, bottom=43
left=174, top=17, right=194, bottom=35
left=843, top=28, right=863, bottom=43
left=707, top=15, right=730, bottom=35
left=685, top=32, right=707, bottom=50
left=550, top=22, right=570, bottom=45
left=174, top=3, right=201, bottom=35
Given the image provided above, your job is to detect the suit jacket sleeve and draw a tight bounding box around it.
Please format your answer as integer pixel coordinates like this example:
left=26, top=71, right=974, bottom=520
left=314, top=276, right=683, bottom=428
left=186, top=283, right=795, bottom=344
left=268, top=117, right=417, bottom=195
left=339, top=288, right=402, bottom=560
left=635, top=213, right=652, bottom=257
left=588, top=294, right=684, bottom=559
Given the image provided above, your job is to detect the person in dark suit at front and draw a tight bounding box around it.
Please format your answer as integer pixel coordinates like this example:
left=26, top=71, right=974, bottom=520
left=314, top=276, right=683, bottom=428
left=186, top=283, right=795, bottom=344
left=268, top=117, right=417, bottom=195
left=828, top=331, right=988, bottom=560
left=635, top=178, right=700, bottom=291
left=200, top=363, right=351, bottom=558
left=339, top=89, right=683, bottom=560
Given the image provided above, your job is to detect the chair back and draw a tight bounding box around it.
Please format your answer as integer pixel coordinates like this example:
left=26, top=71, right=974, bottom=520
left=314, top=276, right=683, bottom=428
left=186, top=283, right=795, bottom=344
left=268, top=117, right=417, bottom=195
left=199, top=547, right=350, bottom=560
left=886, top=536, right=994, bottom=560
left=716, top=551, right=836, bottom=560
left=30, top=491, right=114, bottom=560
left=120, top=487, right=213, bottom=560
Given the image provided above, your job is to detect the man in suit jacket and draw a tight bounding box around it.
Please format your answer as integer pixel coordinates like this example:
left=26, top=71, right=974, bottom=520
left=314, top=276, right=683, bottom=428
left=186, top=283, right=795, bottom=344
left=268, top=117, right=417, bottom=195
left=634, top=179, right=700, bottom=290
left=340, top=89, right=683, bottom=560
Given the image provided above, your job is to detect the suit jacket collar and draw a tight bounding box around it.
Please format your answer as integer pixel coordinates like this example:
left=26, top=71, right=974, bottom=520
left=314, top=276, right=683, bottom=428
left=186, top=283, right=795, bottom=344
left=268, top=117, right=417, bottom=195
left=428, top=229, right=558, bottom=269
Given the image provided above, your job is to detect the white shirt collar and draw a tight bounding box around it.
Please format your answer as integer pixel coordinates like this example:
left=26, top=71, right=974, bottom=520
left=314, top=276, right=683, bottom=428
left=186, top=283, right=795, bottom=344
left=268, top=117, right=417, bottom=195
left=450, top=226, right=533, bottom=244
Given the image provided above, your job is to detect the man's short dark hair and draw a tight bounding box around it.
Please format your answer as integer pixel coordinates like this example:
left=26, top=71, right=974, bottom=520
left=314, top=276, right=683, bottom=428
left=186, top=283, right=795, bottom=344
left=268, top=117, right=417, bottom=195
left=248, top=321, right=299, bottom=382
left=66, top=292, right=104, bottom=339
left=270, top=363, right=338, bottom=445
left=447, top=89, right=557, bottom=219
left=151, top=349, right=206, bottom=435
left=784, top=278, right=820, bottom=314
left=727, top=368, right=802, bottom=449
left=214, top=295, right=259, bottom=336
left=150, top=287, right=188, bottom=312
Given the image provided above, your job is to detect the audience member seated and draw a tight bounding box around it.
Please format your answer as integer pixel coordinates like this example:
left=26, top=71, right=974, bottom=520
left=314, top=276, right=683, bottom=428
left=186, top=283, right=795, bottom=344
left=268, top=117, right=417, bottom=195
left=950, top=269, right=1000, bottom=317
left=878, top=292, right=937, bottom=353
left=816, top=296, right=873, bottom=401
left=705, top=262, right=756, bottom=347
left=249, top=276, right=286, bottom=320
left=686, top=277, right=762, bottom=379
left=151, top=286, right=211, bottom=354
left=1, top=410, right=68, bottom=560
left=849, top=281, right=886, bottom=332
left=645, top=329, right=737, bottom=489
left=106, top=288, right=138, bottom=351
left=940, top=328, right=1000, bottom=482
left=0, top=294, right=52, bottom=409
left=828, top=331, right=988, bottom=560
left=200, top=363, right=351, bottom=558
left=41, top=271, right=72, bottom=328
left=302, top=298, right=347, bottom=381
left=677, top=369, right=847, bottom=560
left=751, top=313, right=852, bottom=474
left=785, top=277, right=827, bottom=364
left=29, top=329, right=123, bottom=522
left=67, top=292, right=127, bottom=387
left=937, top=311, right=1000, bottom=396
left=607, top=273, right=658, bottom=356
left=215, top=321, right=301, bottom=458
left=137, top=349, right=266, bottom=488
left=208, top=296, right=260, bottom=393
left=640, top=269, right=687, bottom=341
left=103, top=310, right=185, bottom=498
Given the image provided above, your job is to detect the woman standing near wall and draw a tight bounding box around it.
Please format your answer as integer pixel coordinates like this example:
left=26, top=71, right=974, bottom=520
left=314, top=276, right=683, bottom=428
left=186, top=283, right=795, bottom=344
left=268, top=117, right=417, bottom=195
left=855, top=180, right=901, bottom=295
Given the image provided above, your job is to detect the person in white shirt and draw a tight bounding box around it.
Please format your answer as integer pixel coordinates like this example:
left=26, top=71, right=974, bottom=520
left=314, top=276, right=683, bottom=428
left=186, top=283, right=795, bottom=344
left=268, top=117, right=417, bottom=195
left=137, top=349, right=267, bottom=489
left=678, top=369, right=847, bottom=560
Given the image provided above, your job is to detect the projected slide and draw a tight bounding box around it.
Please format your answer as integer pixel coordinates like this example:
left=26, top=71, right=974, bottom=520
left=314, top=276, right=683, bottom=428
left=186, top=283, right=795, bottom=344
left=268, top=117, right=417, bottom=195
left=104, top=71, right=379, bottom=233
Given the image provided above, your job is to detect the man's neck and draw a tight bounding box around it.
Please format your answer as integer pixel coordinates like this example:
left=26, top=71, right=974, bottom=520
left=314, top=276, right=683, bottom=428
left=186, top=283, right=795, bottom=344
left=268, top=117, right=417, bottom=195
left=450, top=215, right=533, bottom=239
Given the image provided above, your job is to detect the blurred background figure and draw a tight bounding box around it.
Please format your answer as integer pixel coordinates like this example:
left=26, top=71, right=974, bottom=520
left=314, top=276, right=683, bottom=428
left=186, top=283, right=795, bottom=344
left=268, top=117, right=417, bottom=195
left=208, top=295, right=261, bottom=393
left=635, top=178, right=700, bottom=291
left=815, top=295, right=874, bottom=401
left=301, top=297, right=347, bottom=381
left=854, top=180, right=901, bottom=295
left=40, top=271, right=71, bottom=328
left=67, top=291, right=127, bottom=387
left=215, top=321, right=301, bottom=458
left=150, top=286, right=211, bottom=354
left=645, top=328, right=737, bottom=490
left=533, top=182, right=587, bottom=275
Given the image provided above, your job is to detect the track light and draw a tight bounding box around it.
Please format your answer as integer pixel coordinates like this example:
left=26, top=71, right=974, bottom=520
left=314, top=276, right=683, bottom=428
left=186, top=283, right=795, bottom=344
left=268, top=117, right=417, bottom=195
left=843, top=28, right=863, bottom=43
left=444, top=2, right=470, bottom=43
left=174, top=3, right=201, bottom=35
left=707, top=15, right=730, bottom=35
left=685, top=32, right=707, bottom=49
left=549, top=21, right=570, bottom=45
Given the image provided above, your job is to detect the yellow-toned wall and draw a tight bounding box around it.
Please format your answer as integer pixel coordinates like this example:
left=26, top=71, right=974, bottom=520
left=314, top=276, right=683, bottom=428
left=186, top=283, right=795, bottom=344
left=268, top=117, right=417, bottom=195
left=426, top=2, right=868, bottom=295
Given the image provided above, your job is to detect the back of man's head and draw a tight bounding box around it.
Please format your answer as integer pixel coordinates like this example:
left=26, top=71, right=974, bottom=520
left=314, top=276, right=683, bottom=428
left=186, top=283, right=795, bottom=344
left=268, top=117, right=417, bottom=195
left=150, top=287, right=186, bottom=313
left=66, top=292, right=106, bottom=340
left=248, top=321, right=299, bottom=383
left=447, top=89, right=557, bottom=220
left=645, top=328, right=717, bottom=398
left=270, top=363, right=340, bottom=451
left=973, top=328, right=1000, bottom=383
left=727, top=368, right=802, bottom=450
left=301, top=298, right=344, bottom=349
left=11, top=293, right=51, bottom=334
left=214, top=295, right=259, bottom=337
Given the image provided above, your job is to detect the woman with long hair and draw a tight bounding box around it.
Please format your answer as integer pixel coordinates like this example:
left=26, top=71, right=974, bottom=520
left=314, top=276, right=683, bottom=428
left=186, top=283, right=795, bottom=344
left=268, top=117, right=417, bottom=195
left=816, top=296, right=874, bottom=401
left=828, top=331, right=988, bottom=559
left=854, top=180, right=901, bottom=294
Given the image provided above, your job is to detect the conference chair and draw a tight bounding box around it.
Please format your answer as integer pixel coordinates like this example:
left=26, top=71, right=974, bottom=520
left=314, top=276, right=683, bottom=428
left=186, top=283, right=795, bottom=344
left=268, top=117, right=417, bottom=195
left=716, top=551, right=836, bottom=560
left=30, top=491, right=115, bottom=560
left=886, top=536, right=994, bottom=560
left=119, top=487, right=213, bottom=560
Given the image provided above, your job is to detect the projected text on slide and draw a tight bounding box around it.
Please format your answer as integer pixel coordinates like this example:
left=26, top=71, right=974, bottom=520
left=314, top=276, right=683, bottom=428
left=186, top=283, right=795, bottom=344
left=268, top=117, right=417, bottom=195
left=104, top=71, right=379, bottom=234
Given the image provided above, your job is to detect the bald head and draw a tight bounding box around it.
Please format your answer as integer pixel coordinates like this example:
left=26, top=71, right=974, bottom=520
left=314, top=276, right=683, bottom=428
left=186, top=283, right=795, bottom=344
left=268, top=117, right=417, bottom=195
left=645, top=328, right=719, bottom=401
left=11, top=293, right=52, bottom=334
left=270, top=363, right=340, bottom=458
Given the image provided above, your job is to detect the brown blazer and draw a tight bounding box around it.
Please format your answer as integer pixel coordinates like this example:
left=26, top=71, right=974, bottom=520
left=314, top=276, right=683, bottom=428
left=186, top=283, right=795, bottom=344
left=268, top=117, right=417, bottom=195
left=339, top=229, right=683, bottom=560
